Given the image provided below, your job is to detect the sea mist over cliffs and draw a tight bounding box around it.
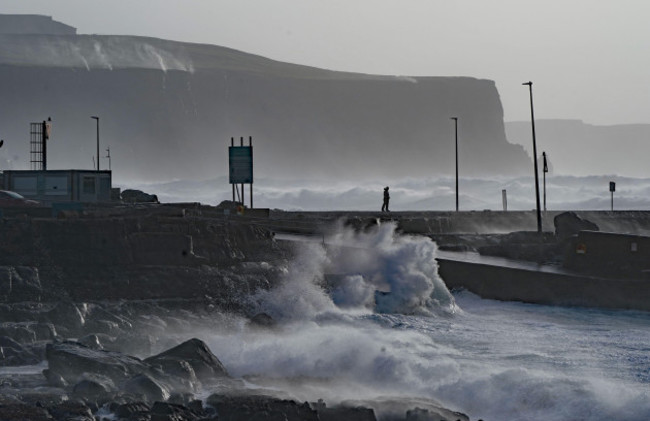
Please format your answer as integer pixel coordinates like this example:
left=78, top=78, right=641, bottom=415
left=0, top=31, right=530, bottom=184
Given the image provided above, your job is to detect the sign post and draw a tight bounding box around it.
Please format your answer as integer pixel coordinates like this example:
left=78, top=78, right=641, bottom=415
left=609, top=181, right=615, bottom=212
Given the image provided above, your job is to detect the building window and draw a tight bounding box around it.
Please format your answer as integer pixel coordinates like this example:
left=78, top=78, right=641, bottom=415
left=83, top=177, right=96, bottom=194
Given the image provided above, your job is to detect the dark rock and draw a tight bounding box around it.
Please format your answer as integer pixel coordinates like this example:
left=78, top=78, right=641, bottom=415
left=0, top=403, right=53, bottom=421
left=114, top=401, right=151, bottom=419
left=206, top=394, right=319, bottom=421
left=26, top=341, right=48, bottom=362
left=216, top=200, right=243, bottom=211
left=72, top=377, right=114, bottom=398
left=0, top=337, right=40, bottom=366
left=406, top=407, right=436, bottom=420
left=150, top=401, right=200, bottom=421
left=168, top=392, right=196, bottom=406
left=122, top=189, right=160, bottom=203
left=0, top=266, right=43, bottom=302
left=77, top=334, right=104, bottom=350
left=249, top=313, right=276, bottom=329
left=43, top=369, right=68, bottom=388
left=85, top=319, right=121, bottom=336
left=554, top=211, right=599, bottom=241
left=476, top=231, right=559, bottom=263
left=187, top=399, right=204, bottom=414
left=123, top=373, right=170, bottom=403
left=0, top=324, right=36, bottom=344
left=47, top=400, right=94, bottom=421
left=148, top=358, right=199, bottom=390
left=85, top=305, right=134, bottom=331
left=31, top=322, right=58, bottom=341
left=342, top=398, right=469, bottom=421
left=111, top=331, right=156, bottom=357
left=15, top=388, right=69, bottom=407
left=145, top=338, right=229, bottom=383
left=46, top=340, right=149, bottom=385
left=0, top=335, right=24, bottom=350
left=318, top=405, right=377, bottom=421
left=42, top=301, right=86, bottom=333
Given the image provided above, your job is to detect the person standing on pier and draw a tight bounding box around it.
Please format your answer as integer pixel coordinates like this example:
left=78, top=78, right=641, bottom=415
left=382, top=186, right=390, bottom=212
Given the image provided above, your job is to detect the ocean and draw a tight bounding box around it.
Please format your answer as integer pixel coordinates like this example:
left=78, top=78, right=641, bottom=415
left=199, top=223, right=650, bottom=421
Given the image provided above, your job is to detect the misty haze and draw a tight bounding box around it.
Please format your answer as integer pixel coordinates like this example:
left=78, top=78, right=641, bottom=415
left=1, top=8, right=650, bottom=421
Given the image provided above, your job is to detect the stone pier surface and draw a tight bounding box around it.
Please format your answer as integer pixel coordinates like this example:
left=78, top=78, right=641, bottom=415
left=0, top=203, right=282, bottom=303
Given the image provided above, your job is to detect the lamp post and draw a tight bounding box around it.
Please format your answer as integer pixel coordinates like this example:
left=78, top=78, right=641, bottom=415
left=91, top=116, right=99, bottom=171
left=542, top=151, right=548, bottom=212
left=451, top=117, right=459, bottom=212
left=523, top=81, right=542, bottom=233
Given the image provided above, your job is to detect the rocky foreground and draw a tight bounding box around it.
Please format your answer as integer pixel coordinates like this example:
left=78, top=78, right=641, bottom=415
left=1, top=203, right=474, bottom=421
left=0, top=297, right=469, bottom=421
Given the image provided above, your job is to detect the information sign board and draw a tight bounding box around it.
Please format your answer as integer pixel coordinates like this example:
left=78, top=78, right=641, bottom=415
left=229, top=146, right=253, bottom=184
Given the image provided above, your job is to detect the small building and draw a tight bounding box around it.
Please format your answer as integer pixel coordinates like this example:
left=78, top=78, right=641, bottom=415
left=1, top=170, right=112, bottom=204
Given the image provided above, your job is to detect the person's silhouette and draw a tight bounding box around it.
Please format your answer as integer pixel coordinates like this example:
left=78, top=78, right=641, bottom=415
left=381, top=186, right=390, bottom=212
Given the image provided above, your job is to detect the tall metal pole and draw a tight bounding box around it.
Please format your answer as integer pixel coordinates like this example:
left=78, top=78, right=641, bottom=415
left=91, top=116, right=100, bottom=171
left=240, top=136, right=244, bottom=208
left=231, top=137, right=235, bottom=203
left=523, top=82, right=542, bottom=233
left=42, top=120, right=48, bottom=171
left=249, top=136, right=253, bottom=209
left=451, top=117, right=459, bottom=212
left=542, top=151, right=548, bottom=212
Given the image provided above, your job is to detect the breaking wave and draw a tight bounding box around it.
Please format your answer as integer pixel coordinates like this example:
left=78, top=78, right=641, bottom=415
left=250, top=221, right=457, bottom=321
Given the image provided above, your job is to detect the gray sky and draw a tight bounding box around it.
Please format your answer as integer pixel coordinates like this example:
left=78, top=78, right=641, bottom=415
left=4, top=0, right=650, bottom=125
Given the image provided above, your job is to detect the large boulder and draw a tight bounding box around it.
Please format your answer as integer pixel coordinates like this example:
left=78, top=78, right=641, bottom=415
left=144, top=338, right=229, bottom=383
left=554, top=211, right=599, bottom=241
left=45, top=340, right=149, bottom=385
left=123, top=372, right=170, bottom=403
left=41, top=301, right=87, bottom=334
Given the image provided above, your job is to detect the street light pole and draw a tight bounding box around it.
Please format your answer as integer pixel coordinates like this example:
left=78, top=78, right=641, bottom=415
left=91, top=116, right=99, bottom=171
left=451, top=117, right=459, bottom=212
left=523, top=81, right=542, bottom=233
left=542, top=151, right=548, bottom=212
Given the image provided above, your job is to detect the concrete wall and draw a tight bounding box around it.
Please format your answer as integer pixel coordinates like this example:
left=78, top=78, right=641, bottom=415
left=438, top=257, right=650, bottom=311
left=564, top=230, right=650, bottom=277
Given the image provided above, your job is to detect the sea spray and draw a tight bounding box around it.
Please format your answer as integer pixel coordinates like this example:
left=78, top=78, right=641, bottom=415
left=201, top=227, right=650, bottom=421
left=250, top=221, right=457, bottom=320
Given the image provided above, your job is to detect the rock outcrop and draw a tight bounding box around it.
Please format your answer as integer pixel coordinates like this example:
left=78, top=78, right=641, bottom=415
left=554, top=211, right=599, bottom=241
